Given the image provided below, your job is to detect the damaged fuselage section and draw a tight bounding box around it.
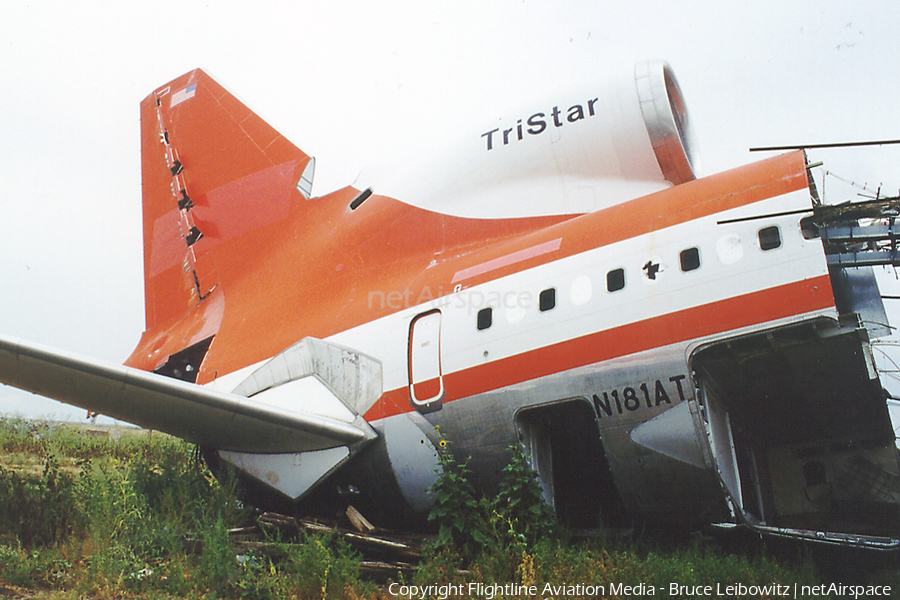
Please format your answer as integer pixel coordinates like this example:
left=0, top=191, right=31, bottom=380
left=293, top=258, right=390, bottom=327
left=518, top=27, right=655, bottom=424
left=694, top=317, right=900, bottom=546
left=691, top=197, right=900, bottom=548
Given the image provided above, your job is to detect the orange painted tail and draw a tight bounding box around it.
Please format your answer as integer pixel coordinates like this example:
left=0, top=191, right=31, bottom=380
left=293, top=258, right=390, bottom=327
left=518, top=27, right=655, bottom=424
left=127, top=69, right=569, bottom=378
left=138, top=68, right=314, bottom=332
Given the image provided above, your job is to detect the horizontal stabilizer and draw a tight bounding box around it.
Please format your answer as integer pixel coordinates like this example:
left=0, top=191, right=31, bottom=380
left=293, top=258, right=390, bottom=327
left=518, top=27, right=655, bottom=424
left=0, top=335, right=367, bottom=454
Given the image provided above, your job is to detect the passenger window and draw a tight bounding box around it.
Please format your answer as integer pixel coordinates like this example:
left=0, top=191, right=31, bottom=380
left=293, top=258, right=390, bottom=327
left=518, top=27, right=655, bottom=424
left=680, top=247, right=700, bottom=272
left=607, top=268, right=625, bottom=292
left=570, top=275, right=592, bottom=306
left=758, top=226, right=781, bottom=251
left=477, top=307, right=492, bottom=330
left=539, top=288, right=556, bottom=312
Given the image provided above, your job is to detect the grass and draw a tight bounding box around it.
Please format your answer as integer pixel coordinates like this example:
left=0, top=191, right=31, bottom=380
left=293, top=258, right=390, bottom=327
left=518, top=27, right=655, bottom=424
left=0, top=416, right=895, bottom=599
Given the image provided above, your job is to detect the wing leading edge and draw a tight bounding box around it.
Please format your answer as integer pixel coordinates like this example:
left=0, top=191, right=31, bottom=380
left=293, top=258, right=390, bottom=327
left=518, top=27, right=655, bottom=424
left=0, top=334, right=368, bottom=454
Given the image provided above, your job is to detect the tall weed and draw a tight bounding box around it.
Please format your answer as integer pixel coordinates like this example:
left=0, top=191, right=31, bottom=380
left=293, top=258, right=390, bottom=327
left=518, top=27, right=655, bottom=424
left=427, top=444, right=555, bottom=565
left=0, top=420, right=890, bottom=598
left=0, top=453, right=76, bottom=548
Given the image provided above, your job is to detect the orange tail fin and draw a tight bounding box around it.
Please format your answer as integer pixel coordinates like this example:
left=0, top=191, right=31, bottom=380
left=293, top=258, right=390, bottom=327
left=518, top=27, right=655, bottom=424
left=139, top=68, right=314, bottom=331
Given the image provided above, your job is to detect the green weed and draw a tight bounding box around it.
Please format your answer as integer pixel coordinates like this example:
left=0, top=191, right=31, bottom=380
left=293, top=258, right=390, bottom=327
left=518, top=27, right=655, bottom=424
left=427, top=444, right=556, bottom=565
left=491, top=445, right=556, bottom=548
left=0, top=419, right=893, bottom=598
left=427, top=447, right=491, bottom=560
left=0, top=453, right=77, bottom=548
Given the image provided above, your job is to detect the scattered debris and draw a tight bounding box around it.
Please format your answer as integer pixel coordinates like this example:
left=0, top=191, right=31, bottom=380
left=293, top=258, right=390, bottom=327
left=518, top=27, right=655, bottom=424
left=186, top=508, right=429, bottom=579
left=346, top=505, right=375, bottom=532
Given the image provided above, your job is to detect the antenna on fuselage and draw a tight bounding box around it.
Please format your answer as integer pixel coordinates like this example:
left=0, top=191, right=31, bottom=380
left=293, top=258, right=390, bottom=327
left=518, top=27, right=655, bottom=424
left=749, top=139, right=900, bottom=152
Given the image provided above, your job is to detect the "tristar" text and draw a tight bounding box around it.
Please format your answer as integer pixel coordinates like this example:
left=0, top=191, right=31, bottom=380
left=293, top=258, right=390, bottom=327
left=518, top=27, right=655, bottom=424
left=481, top=97, right=600, bottom=151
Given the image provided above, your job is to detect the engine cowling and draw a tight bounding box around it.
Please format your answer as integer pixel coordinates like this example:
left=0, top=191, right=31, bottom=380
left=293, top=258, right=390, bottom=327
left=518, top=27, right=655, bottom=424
left=636, top=59, right=699, bottom=186
left=362, top=60, right=701, bottom=217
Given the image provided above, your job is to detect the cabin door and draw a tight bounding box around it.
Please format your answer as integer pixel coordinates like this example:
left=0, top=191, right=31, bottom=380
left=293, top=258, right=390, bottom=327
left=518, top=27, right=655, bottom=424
left=408, top=309, right=443, bottom=414
left=699, top=380, right=745, bottom=516
left=516, top=399, right=628, bottom=529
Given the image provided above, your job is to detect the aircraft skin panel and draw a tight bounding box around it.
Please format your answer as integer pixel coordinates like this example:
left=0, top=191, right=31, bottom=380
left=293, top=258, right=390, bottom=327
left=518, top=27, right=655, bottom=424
left=219, top=447, right=351, bottom=500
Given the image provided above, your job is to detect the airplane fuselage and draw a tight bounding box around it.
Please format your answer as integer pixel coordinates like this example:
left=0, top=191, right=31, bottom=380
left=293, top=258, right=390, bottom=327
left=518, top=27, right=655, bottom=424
left=191, top=151, right=897, bottom=540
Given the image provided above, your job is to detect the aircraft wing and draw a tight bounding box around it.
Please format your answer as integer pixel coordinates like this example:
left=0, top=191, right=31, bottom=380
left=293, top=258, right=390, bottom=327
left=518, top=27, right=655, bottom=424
left=0, top=334, right=368, bottom=454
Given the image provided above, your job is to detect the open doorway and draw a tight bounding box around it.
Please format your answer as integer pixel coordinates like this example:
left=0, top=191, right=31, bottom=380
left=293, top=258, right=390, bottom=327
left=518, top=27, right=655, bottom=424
left=516, top=398, right=628, bottom=529
left=692, top=322, right=900, bottom=536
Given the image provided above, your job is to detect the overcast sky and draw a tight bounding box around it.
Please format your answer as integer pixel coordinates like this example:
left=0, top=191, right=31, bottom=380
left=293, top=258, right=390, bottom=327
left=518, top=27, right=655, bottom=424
left=2, top=1, right=899, bottom=422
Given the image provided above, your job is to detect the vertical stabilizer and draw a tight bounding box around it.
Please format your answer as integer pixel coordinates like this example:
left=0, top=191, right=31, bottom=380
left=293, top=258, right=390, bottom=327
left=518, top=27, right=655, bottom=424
left=139, top=69, right=314, bottom=332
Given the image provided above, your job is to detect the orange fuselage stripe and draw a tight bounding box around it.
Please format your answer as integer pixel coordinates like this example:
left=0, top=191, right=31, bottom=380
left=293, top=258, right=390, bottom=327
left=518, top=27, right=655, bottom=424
left=366, top=274, right=834, bottom=421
